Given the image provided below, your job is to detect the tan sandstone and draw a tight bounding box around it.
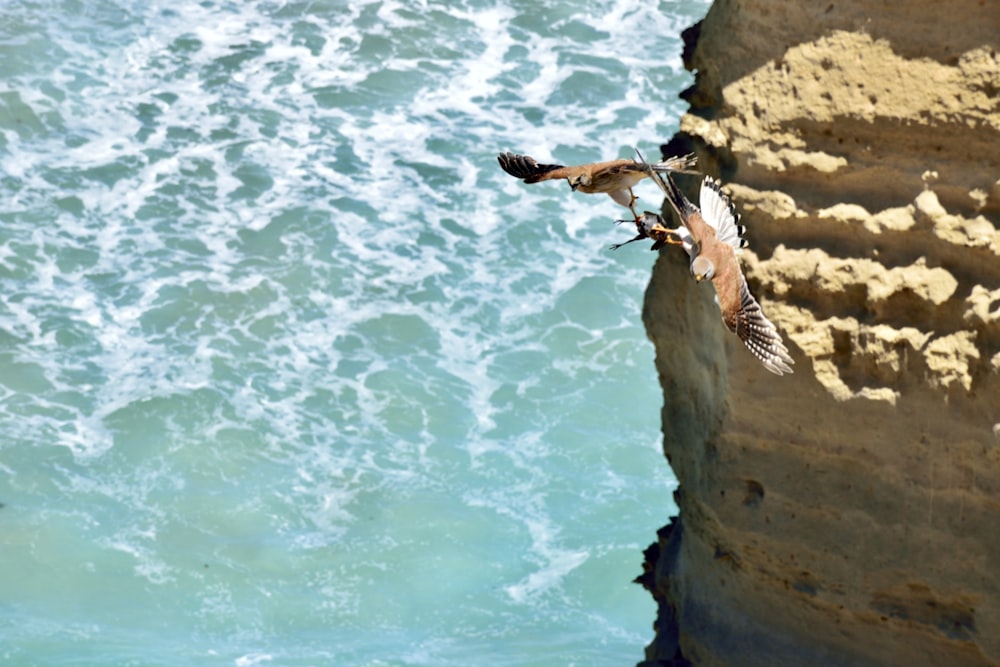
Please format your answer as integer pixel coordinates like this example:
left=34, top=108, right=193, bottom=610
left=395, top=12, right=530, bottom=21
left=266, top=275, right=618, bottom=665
left=638, top=1, right=1000, bottom=665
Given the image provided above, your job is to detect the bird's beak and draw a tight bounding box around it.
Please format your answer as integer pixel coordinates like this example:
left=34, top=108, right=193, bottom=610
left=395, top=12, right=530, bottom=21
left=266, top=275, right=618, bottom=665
left=569, top=182, right=579, bottom=191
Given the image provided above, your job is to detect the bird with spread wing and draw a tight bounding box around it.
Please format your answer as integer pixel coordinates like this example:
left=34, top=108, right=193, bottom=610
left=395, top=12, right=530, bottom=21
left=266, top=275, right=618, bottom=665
left=641, top=158, right=794, bottom=376
left=497, top=150, right=697, bottom=221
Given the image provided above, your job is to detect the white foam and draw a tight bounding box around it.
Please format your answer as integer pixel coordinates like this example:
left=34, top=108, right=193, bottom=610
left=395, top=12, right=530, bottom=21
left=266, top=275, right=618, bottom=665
left=0, top=0, right=706, bottom=661
left=506, top=545, right=590, bottom=603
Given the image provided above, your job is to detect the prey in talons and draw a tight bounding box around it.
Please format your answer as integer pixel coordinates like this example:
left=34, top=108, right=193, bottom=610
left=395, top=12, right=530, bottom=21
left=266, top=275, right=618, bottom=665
left=610, top=211, right=692, bottom=252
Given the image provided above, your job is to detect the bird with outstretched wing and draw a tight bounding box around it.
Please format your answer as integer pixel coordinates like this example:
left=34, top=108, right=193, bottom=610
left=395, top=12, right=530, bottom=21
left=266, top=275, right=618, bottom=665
left=497, top=150, right=697, bottom=221
left=643, top=160, right=794, bottom=376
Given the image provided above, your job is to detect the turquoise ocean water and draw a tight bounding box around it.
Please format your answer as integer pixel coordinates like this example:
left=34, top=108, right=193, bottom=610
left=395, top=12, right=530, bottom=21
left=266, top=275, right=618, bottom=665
left=0, top=1, right=707, bottom=664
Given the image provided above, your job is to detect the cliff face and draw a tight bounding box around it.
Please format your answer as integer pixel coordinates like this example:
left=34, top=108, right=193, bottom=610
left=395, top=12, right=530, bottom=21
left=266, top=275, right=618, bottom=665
left=639, top=1, right=1000, bottom=665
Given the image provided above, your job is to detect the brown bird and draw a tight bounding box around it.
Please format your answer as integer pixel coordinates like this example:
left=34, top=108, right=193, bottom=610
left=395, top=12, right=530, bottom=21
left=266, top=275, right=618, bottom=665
left=650, top=169, right=795, bottom=375
left=497, top=151, right=697, bottom=220
left=610, top=211, right=691, bottom=251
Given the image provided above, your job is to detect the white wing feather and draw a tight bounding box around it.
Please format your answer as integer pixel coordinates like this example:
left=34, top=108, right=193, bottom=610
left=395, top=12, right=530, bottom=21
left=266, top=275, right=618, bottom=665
left=699, top=177, right=746, bottom=254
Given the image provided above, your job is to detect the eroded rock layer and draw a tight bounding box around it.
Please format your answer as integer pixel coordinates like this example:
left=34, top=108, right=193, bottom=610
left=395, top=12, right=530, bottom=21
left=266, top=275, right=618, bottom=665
left=639, top=1, right=1000, bottom=665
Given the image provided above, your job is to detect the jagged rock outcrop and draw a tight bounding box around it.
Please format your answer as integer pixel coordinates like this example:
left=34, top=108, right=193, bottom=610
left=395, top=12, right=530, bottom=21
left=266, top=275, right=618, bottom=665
left=639, top=1, right=1000, bottom=665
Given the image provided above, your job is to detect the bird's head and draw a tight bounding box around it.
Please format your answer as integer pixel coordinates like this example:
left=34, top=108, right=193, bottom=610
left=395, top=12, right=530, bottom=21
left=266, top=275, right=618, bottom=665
left=568, top=175, right=589, bottom=190
left=637, top=212, right=663, bottom=234
left=690, top=254, right=715, bottom=282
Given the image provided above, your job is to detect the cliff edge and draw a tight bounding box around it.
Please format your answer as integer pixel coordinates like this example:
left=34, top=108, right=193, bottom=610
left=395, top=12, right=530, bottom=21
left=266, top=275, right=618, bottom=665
left=638, top=1, right=1000, bottom=665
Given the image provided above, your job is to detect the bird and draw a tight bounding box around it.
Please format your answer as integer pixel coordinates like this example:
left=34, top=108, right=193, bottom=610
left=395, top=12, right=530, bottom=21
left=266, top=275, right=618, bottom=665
left=610, top=210, right=692, bottom=251
left=497, top=150, right=697, bottom=221
left=646, top=166, right=795, bottom=376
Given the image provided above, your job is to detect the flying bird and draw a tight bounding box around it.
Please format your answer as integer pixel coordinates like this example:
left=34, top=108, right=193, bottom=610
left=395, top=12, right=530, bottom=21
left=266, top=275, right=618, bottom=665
left=648, top=168, right=795, bottom=375
left=497, top=151, right=697, bottom=221
left=610, top=211, right=692, bottom=251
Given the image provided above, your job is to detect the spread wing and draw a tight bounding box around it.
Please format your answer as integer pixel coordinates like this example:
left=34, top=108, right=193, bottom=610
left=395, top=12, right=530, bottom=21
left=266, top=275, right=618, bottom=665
left=497, top=152, right=566, bottom=183
left=589, top=159, right=649, bottom=195
left=699, top=177, right=748, bottom=254
left=724, top=274, right=795, bottom=375
left=595, top=159, right=646, bottom=177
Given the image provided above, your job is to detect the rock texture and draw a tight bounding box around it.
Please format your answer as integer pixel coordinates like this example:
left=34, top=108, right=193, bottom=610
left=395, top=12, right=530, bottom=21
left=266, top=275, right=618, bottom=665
left=638, top=1, right=1000, bottom=665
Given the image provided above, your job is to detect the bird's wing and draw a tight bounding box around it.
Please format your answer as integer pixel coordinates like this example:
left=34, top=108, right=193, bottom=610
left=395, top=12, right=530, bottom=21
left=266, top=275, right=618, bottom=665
left=593, top=159, right=646, bottom=177
left=611, top=158, right=643, bottom=172
left=497, top=152, right=567, bottom=183
left=578, top=159, right=647, bottom=195
left=699, top=177, right=748, bottom=254
left=721, top=271, right=795, bottom=375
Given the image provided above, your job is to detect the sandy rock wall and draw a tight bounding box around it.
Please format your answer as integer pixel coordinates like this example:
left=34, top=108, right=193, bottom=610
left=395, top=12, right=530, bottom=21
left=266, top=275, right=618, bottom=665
left=639, top=1, right=999, bottom=665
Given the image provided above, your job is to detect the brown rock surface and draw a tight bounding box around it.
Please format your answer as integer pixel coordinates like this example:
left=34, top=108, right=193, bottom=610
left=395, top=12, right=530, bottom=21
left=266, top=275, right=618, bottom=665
left=639, top=1, right=1000, bottom=665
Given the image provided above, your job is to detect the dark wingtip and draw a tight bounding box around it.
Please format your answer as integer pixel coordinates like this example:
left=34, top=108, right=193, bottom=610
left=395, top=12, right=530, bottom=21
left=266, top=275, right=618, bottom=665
left=497, top=152, right=562, bottom=182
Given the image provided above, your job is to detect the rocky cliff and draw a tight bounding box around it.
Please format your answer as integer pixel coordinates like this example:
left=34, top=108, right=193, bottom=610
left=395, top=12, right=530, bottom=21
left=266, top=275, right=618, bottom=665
left=638, top=1, right=1000, bottom=665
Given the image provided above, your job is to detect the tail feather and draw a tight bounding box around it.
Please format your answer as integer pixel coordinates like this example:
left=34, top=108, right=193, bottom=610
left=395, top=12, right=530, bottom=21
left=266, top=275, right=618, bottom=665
left=651, top=152, right=699, bottom=174
left=633, top=147, right=697, bottom=221
left=650, top=169, right=696, bottom=222
left=497, top=152, right=564, bottom=183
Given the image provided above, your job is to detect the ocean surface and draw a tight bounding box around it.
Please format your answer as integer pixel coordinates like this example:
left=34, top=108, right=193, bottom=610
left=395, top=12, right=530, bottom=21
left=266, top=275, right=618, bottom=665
left=0, top=1, right=707, bottom=664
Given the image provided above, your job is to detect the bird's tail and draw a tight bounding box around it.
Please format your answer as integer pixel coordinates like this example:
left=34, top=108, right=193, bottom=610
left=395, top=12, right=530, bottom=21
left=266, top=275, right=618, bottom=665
left=497, top=152, right=564, bottom=183
left=651, top=169, right=696, bottom=223
left=652, top=152, right=699, bottom=174
left=632, top=147, right=696, bottom=222
left=633, top=146, right=698, bottom=175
